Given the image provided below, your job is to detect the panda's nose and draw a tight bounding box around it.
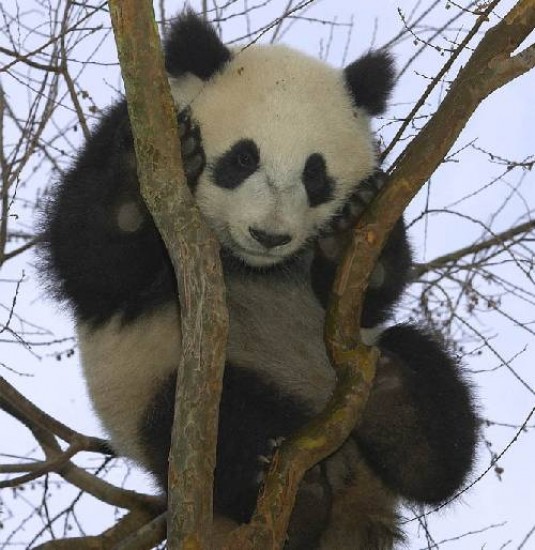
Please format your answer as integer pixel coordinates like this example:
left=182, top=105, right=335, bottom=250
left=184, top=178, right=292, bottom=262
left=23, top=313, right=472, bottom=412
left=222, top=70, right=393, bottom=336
left=249, top=227, right=292, bottom=249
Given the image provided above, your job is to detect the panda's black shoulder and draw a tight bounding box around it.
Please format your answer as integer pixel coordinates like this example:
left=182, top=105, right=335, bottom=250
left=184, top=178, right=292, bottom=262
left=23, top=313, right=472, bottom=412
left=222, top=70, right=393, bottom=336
left=40, top=100, right=176, bottom=326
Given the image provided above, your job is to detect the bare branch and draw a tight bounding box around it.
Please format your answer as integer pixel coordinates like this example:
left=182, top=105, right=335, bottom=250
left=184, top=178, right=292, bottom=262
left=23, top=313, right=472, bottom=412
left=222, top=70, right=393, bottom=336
left=413, top=219, right=535, bottom=278
left=0, top=375, right=109, bottom=450
left=59, top=2, right=91, bottom=140
left=0, top=376, right=162, bottom=510
left=34, top=509, right=163, bottom=550
left=114, top=512, right=167, bottom=550
left=382, top=0, right=501, bottom=160
left=107, top=1, right=229, bottom=548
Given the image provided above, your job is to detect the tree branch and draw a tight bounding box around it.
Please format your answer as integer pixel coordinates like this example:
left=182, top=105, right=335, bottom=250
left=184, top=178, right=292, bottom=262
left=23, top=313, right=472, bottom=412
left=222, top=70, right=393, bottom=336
left=114, top=512, right=167, bottom=550
left=0, top=376, right=161, bottom=511
left=0, top=376, right=109, bottom=451
left=107, top=2, right=229, bottom=549
left=34, top=509, right=162, bottom=550
left=412, top=219, right=535, bottom=279
left=381, top=0, right=502, bottom=161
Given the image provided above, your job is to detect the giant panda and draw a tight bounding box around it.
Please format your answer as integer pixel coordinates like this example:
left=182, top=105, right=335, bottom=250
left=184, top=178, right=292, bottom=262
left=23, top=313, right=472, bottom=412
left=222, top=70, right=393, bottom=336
left=40, top=10, right=477, bottom=550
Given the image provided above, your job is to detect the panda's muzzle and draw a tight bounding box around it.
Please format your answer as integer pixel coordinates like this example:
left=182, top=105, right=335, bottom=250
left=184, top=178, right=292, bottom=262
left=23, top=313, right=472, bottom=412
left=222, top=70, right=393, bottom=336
left=248, top=227, right=293, bottom=249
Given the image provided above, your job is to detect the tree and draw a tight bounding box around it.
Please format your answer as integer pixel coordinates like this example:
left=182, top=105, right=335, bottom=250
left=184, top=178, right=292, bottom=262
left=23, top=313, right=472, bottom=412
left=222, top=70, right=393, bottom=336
left=1, top=1, right=534, bottom=549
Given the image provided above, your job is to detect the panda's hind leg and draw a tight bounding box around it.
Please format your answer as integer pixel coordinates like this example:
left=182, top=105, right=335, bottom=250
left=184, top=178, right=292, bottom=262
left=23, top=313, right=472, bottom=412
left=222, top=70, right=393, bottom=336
left=355, top=324, right=477, bottom=504
left=138, top=372, right=176, bottom=493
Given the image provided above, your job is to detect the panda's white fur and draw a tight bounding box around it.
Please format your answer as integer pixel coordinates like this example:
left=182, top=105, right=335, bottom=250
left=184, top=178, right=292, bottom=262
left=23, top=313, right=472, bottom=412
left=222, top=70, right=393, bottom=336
left=169, top=44, right=376, bottom=267
left=78, top=304, right=183, bottom=465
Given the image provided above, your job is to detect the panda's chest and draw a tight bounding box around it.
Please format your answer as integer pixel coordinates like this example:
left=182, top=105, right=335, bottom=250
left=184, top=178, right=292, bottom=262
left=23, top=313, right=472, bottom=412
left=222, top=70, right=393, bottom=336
left=225, top=272, right=335, bottom=411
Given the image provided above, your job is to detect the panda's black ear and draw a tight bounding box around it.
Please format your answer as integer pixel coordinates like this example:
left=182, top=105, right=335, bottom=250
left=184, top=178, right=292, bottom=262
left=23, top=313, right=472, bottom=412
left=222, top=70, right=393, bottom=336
left=344, top=51, right=395, bottom=116
left=165, top=10, right=231, bottom=80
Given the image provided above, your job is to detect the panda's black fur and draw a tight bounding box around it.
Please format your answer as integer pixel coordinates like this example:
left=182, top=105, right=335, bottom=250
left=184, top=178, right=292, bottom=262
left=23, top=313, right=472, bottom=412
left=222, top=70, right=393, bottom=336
left=40, top=11, right=477, bottom=550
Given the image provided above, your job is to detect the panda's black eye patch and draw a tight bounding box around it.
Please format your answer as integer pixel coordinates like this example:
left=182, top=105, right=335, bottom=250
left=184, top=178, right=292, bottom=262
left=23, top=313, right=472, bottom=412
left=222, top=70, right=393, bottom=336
left=302, top=153, right=333, bottom=207
left=212, top=139, right=260, bottom=189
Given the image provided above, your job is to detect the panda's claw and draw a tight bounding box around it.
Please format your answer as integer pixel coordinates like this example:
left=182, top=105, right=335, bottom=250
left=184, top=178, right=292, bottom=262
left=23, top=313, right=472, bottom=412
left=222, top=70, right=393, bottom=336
left=177, top=106, right=192, bottom=137
left=316, top=171, right=388, bottom=264
left=177, top=108, right=205, bottom=187
left=184, top=154, right=204, bottom=179
left=267, top=436, right=285, bottom=450
left=255, top=436, right=285, bottom=485
left=326, top=171, right=385, bottom=231
left=182, top=136, right=197, bottom=156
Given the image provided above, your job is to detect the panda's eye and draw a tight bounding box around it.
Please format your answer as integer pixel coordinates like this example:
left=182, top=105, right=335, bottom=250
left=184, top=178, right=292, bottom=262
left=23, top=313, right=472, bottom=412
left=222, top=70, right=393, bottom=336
left=303, top=153, right=333, bottom=207
left=235, top=150, right=256, bottom=169
left=213, top=139, right=260, bottom=189
left=304, top=156, right=323, bottom=178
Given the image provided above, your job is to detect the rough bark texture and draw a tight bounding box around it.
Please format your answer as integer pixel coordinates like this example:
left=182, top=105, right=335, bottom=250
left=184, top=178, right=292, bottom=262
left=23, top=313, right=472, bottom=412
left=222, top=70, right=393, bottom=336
left=107, top=2, right=228, bottom=550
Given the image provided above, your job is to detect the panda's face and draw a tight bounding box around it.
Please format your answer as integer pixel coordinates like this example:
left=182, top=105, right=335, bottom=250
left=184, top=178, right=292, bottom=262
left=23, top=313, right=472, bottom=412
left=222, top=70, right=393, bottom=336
left=170, top=45, right=377, bottom=267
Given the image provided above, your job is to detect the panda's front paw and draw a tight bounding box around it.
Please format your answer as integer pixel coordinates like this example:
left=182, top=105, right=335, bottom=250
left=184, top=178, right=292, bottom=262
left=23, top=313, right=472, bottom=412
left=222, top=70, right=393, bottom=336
left=318, top=170, right=387, bottom=262
left=178, top=107, right=205, bottom=188
left=332, top=170, right=387, bottom=234
left=255, top=437, right=285, bottom=485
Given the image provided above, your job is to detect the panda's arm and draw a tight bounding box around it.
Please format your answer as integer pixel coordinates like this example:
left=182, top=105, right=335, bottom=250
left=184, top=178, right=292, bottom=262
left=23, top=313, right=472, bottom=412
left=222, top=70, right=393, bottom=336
left=41, top=102, right=170, bottom=323
left=355, top=324, right=478, bottom=504
left=216, top=366, right=329, bottom=525
left=310, top=171, right=412, bottom=327
left=41, top=103, right=203, bottom=325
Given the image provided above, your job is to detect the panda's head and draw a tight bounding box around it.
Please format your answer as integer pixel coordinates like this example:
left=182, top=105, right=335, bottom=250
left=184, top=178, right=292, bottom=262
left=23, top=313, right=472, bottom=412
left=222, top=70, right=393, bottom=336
left=165, top=11, right=394, bottom=267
